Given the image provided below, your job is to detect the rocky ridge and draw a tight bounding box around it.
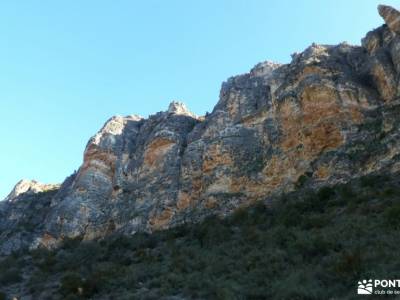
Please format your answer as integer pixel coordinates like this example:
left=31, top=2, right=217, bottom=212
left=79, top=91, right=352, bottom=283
left=4, top=180, right=58, bottom=203
left=1, top=4, right=400, bottom=254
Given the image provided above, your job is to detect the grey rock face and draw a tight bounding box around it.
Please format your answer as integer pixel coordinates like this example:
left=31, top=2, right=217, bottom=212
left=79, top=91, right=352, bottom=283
left=40, top=107, right=200, bottom=246
left=0, top=188, right=58, bottom=255
left=2, top=4, right=400, bottom=253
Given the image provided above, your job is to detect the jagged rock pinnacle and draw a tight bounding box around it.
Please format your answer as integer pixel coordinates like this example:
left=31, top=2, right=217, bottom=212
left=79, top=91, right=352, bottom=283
left=378, top=4, right=400, bottom=34
left=167, top=101, right=196, bottom=117
left=250, top=61, right=282, bottom=77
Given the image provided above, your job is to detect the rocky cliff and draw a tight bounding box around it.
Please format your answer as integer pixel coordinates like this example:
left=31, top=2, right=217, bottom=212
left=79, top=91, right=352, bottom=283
left=2, top=4, right=400, bottom=254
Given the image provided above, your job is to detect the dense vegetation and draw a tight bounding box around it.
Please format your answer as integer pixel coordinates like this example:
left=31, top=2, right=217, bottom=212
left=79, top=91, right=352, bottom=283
left=1, top=172, right=400, bottom=299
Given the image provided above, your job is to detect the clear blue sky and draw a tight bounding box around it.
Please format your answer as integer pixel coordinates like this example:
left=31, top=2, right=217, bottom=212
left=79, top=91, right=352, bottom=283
left=0, top=0, right=398, bottom=199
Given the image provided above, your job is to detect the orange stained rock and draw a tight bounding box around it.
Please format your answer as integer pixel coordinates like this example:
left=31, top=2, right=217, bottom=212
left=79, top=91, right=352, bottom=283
left=143, top=138, right=175, bottom=167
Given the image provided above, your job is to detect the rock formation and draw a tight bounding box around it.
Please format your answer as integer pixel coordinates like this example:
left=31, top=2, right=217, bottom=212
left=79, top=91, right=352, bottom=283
left=379, top=4, right=400, bottom=34
left=1, top=4, right=400, bottom=254
left=4, top=179, right=58, bottom=202
left=0, top=182, right=58, bottom=254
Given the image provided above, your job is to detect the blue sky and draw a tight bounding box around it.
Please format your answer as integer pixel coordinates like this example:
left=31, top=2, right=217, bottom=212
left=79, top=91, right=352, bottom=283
left=0, top=0, right=398, bottom=199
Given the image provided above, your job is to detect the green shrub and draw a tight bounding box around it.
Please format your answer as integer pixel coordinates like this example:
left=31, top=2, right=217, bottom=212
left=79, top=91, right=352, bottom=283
left=230, top=206, right=249, bottom=224
left=214, top=284, right=237, bottom=300
left=317, top=186, right=335, bottom=201
left=0, top=268, right=22, bottom=285
left=382, top=187, right=396, bottom=197
left=59, top=272, right=84, bottom=296
left=0, top=291, right=6, bottom=300
left=0, top=256, right=19, bottom=273
left=333, top=249, right=363, bottom=276
left=334, top=184, right=355, bottom=205
left=360, top=174, right=389, bottom=188
left=383, top=204, right=400, bottom=228
left=295, top=174, right=309, bottom=188
left=190, top=216, right=230, bottom=247
left=272, top=270, right=325, bottom=300
left=278, top=207, right=302, bottom=227
left=38, top=252, right=57, bottom=272
left=300, top=192, right=326, bottom=213
left=61, top=237, right=82, bottom=250
left=301, top=214, right=329, bottom=229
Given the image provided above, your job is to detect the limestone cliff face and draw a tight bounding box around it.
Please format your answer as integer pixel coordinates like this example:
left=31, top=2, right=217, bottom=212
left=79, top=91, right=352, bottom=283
left=2, top=4, right=400, bottom=253
left=41, top=102, right=200, bottom=244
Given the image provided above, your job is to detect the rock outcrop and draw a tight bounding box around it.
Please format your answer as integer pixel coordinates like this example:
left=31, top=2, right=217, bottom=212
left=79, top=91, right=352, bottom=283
left=0, top=182, right=58, bottom=255
left=1, top=4, right=400, bottom=253
left=379, top=4, right=400, bottom=34
left=4, top=179, right=58, bottom=202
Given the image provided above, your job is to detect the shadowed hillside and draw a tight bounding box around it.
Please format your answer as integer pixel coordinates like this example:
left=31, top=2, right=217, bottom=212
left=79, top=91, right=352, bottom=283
left=1, top=172, right=400, bottom=299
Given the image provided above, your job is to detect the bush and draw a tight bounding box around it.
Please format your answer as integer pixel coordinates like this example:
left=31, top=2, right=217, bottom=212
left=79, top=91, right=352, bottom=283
left=383, top=204, right=400, bottom=228
left=336, top=184, right=355, bottom=203
left=59, top=272, right=84, bottom=296
left=0, top=268, right=22, bottom=285
left=301, top=214, right=329, bottom=229
left=382, top=187, right=396, bottom=197
left=360, top=174, right=389, bottom=188
left=317, top=186, right=335, bottom=201
left=301, top=192, right=326, bottom=213
left=27, top=270, right=48, bottom=290
left=0, top=256, right=21, bottom=271
left=278, top=207, right=302, bottom=227
left=61, top=237, right=82, bottom=250
left=333, top=249, right=363, bottom=276
left=230, top=206, right=249, bottom=224
left=272, top=270, right=325, bottom=300
left=190, top=216, right=230, bottom=247
left=295, top=174, right=309, bottom=188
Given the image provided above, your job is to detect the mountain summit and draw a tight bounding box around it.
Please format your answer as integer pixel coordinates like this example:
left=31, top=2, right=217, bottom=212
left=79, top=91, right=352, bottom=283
left=4, top=180, right=58, bottom=203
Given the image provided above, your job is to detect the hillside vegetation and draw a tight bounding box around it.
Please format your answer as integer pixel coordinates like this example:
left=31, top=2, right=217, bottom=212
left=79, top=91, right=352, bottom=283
left=1, top=172, right=399, bottom=299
